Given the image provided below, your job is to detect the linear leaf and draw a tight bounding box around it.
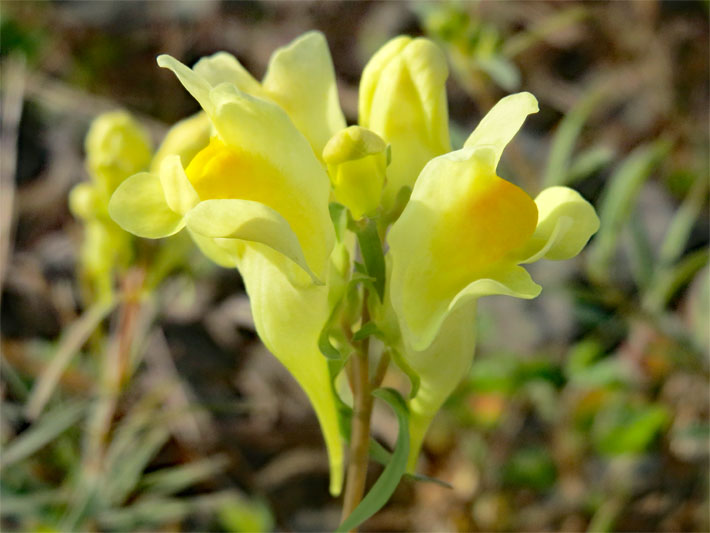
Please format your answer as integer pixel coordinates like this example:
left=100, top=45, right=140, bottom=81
left=353, top=218, right=386, bottom=301
left=0, top=401, right=84, bottom=469
left=587, top=140, right=670, bottom=283
left=139, top=455, right=230, bottom=497
left=336, top=388, right=409, bottom=533
left=543, top=88, right=606, bottom=187
left=25, top=299, right=115, bottom=419
left=659, top=177, right=708, bottom=266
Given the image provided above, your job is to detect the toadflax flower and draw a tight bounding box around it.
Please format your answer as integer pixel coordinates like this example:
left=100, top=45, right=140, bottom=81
left=69, top=111, right=153, bottom=302
left=108, top=33, right=346, bottom=495
left=385, top=92, right=600, bottom=469
left=359, top=36, right=451, bottom=209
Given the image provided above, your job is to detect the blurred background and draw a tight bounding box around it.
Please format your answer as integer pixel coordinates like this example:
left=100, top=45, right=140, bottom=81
left=0, top=1, right=708, bottom=531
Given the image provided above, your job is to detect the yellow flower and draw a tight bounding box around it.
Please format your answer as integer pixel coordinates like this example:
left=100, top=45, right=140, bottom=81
left=359, top=36, right=451, bottom=208
left=69, top=111, right=152, bottom=301
left=150, top=111, right=212, bottom=173
left=386, top=92, right=600, bottom=469
left=108, top=41, right=345, bottom=495
left=177, top=31, right=345, bottom=159
left=84, top=110, right=152, bottom=199
left=322, top=125, right=387, bottom=220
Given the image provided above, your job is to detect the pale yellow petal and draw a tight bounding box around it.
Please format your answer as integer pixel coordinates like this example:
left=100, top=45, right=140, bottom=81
left=157, top=54, right=215, bottom=115
left=518, top=186, right=601, bottom=263
left=387, top=146, right=538, bottom=350
left=184, top=199, right=318, bottom=283
left=159, top=155, right=200, bottom=216
left=151, top=112, right=212, bottom=172
left=193, top=51, right=264, bottom=96
left=238, top=245, right=344, bottom=495
left=463, top=91, right=539, bottom=167
left=359, top=37, right=450, bottom=207
left=262, top=31, right=346, bottom=157
left=108, top=172, right=184, bottom=238
left=205, top=85, right=335, bottom=278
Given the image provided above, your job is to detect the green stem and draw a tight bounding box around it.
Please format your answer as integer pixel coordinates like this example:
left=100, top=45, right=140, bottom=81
left=340, top=300, right=374, bottom=530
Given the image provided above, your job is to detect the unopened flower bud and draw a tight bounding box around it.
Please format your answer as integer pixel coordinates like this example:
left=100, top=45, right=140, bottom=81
left=323, top=126, right=387, bottom=219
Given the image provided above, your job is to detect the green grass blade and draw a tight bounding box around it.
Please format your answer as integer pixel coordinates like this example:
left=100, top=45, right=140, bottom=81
left=98, top=491, right=240, bottom=531
left=587, top=140, right=671, bottom=283
left=568, top=145, right=616, bottom=185
left=627, top=211, right=655, bottom=290
left=139, top=455, right=230, bottom=497
left=543, top=88, right=606, bottom=188
left=0, top=401, right=84, bottom=469
left=644, top=248, right=710, bottom=313
left=659, top=177, right=708, bottom=266
left=25, top=299, right=115, bottom=419
left=336, top=388, right=409, bottom=533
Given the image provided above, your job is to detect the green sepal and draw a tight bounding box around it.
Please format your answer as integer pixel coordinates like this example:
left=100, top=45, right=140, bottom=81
left=329, top=202, right=348, bottom=243
left=352, top=322, right=384, bottom=342
left=351, top=217, right=386, bottom=301
left=327, top=357, right=354, bottom=442
left=318, top=324, right=342, bottom=360
left=382, top=185, right=412, bottom=227
left=336, top=388, right=409, bottom=533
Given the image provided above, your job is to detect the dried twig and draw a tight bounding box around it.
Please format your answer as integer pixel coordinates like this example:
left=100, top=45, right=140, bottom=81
left=0, top=55, right=26, bottom=303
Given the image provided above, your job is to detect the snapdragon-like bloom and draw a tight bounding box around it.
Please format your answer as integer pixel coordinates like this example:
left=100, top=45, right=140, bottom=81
left=69, top=111, right=153, bottom=301
left=106, top=31, right=600, bottom=491
left=109, top=33, right=346, bottom=495
left=385, top=92, right=600, bottom=468
left=359, top=36, right=451, bottom=208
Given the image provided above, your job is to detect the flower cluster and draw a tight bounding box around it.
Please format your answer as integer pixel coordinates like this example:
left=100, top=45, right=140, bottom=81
left=107, top=31, right=599, bottom=495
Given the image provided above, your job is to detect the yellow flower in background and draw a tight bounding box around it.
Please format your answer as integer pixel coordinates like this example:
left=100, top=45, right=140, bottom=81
left=386, top=92, right=600, bottom=469
left=69, top=111, right=152, bottom=301
left=359, top=36, right=451, bottom=209
left=77, top=110, right=152, bottom=208
left=108, top=34, right=346, bottom=495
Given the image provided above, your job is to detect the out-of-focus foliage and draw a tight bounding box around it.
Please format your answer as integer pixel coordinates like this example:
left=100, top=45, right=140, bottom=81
left=1, top=1, right=707, bottom=531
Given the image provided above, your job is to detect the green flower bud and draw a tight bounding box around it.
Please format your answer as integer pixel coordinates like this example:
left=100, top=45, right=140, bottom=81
left=323, top=126, right=387, bottom=219
left=85, top=110, right=152, bottom=195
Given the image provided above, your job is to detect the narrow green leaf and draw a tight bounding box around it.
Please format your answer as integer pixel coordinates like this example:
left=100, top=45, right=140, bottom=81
left=98, top=491, right=240, bottom=531
left=319, top=323, right=342, bottom=360
left=0, top=489, right=65, bottom=516
left=352, top=322, right=384, bottom=342
left=25, top=298, right=116, bottom=419
left=139, top=455, right=230, bottom=497
left=587, top=140, right=671, bottom=283
left=644, top=248, right=709, bottom=313
left=368, top=439, right=452, bottom=489
left=336, top=388, right=409, bottom=533
left=502, top=6, right=588, bottom=58
left=658, top=177, right=708, bottom=266
left=567, top=144, right=615, bottom=185
left=627, top=211, right=655, bottom=290
left=103, top=426, right=170, bottom=505
left=0, top=401, right=84, bottom=469
left=353, top=218, right=386, bottom=301
left=329, top=202, right=348, bottom=243
left=543, top=88, right=606, bottom=187
left=478, top=56, right=520, bottom=91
